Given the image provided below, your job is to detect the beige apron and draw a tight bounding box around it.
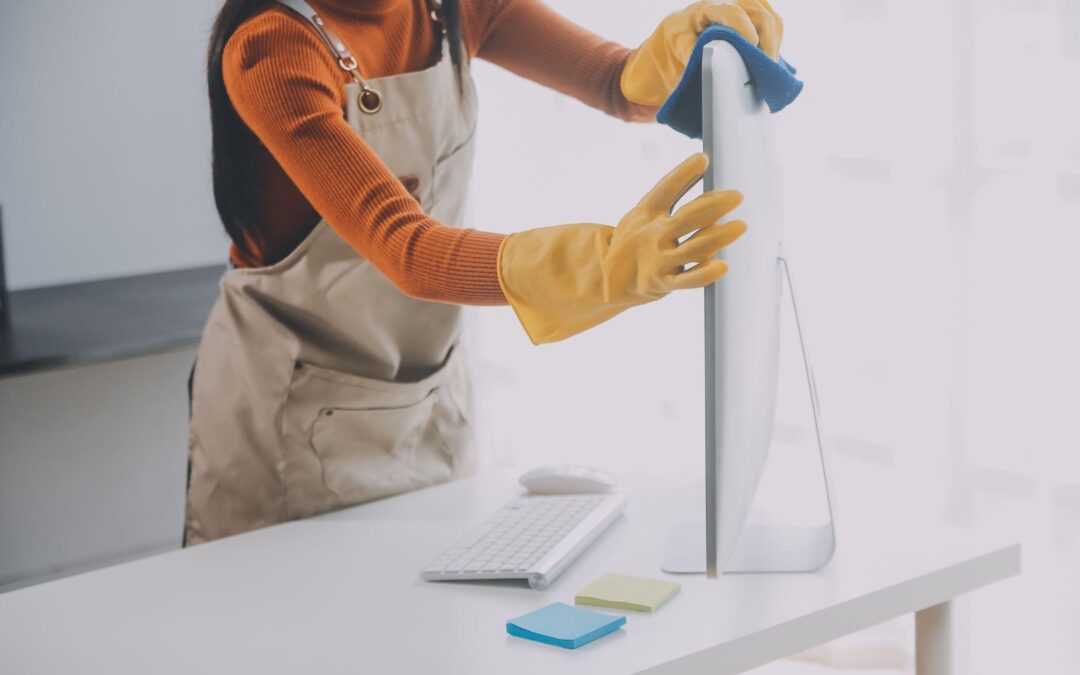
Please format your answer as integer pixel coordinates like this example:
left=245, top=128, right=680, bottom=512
left=185, top=0, right=478, bottom=545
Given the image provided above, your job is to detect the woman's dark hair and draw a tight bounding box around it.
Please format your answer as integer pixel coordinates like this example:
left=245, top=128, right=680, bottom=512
left=207, top=0, right=463, bottom=259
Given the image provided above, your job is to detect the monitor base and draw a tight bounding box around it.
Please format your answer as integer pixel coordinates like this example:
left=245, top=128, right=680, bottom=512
left=670, top=256, right=837, bottom=575
left=662, top=519, right=835, bottom=574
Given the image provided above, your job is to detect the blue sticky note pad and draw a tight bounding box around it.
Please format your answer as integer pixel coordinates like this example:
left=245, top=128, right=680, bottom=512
left=506, top=602, right=626, bottom=649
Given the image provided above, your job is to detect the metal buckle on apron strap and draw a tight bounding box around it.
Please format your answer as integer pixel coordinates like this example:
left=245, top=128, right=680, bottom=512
left=285, top=3, right=383, bottom=114
left=345, top=0, right=446, bottom=113
left=337, top=55, right=383, bottom=115
left=278, top=0, right=448, bottom=115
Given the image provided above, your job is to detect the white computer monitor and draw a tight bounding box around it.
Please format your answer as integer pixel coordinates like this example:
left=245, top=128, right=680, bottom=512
left=703, top=41, right=784, bottom=575
left=663, top=42, right=834, bottom=576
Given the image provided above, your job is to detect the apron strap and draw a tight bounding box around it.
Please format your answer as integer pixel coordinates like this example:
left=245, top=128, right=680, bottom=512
left=275, top=0, right=380, bottom=111
left=275, top=0, right=447, bottom=114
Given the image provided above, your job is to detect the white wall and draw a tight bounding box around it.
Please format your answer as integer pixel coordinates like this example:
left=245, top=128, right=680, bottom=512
left=0, top=0, right=228, bottom=290
left=466, top=3, right=1080, bottom=673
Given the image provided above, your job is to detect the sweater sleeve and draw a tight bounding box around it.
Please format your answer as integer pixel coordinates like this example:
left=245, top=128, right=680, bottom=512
left=465, top=0, right=658, bottom=122
left=222, top=10, right=507, bottom=306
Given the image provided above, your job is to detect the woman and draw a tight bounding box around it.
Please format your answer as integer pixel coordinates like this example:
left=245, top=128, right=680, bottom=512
left=186, top=0, right=783, bottom=544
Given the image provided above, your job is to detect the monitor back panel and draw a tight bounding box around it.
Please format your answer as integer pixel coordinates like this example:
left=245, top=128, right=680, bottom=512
left=703, top=42, right=785, bottom=573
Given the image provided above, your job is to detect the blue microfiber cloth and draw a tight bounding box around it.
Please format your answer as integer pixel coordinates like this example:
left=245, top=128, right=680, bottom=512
left=656, top=25, right=803, bottom=139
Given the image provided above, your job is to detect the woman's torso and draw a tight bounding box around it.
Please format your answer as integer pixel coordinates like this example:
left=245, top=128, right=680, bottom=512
left=185, top=1, right=479, bottom=545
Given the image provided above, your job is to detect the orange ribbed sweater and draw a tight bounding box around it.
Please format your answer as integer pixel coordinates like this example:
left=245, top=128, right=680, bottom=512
left=223, top=0, right=655, bottom=305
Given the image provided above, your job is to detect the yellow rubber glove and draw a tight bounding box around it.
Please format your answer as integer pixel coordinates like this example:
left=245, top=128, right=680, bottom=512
left=497, top=154, right=747, bottom=345
left=621, top=0, right=785, bottom=107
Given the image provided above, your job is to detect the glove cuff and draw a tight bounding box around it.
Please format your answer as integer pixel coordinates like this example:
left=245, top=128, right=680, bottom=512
left=498, top=225, right=626, bottom=345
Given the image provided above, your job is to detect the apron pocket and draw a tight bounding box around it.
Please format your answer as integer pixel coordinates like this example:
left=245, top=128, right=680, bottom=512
left=310, top=390, right=454, bottom=500
left=430, top=361, right=476, bottom=476
left=282, top=350, right=472, bottom=508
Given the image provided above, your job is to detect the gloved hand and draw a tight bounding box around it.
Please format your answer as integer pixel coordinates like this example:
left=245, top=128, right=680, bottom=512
left=621, top=0, right=784, bottom=107
left=498, top=153, right=747, bottom=345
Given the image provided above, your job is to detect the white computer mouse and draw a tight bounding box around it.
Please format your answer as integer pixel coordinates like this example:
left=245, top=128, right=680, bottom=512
left=518, top=465, right=617, bottom=495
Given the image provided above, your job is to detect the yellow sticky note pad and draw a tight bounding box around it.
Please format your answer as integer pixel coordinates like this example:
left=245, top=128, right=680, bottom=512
left=575, top=573, right=680, bottom=613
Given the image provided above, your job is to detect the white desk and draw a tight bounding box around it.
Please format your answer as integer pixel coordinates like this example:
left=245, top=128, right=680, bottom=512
left=0, top=465, right=1018, bottom=675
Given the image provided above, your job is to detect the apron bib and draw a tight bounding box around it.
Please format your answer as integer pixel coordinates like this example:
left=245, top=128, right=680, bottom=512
left=185, top=0, right=478, bottom=545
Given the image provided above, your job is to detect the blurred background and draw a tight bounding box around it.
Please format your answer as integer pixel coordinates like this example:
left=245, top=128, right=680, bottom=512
left=1, top=0, right=1077, bottom=672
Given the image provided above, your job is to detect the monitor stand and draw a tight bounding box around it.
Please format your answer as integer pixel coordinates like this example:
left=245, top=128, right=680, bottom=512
left=663, top=257, right=836, bottom=575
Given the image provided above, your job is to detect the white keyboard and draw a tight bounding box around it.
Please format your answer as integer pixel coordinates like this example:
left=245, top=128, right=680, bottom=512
left=421, top=494, right=626, bottom=590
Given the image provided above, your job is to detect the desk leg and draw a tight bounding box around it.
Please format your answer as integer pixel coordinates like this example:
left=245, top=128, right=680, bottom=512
left=916, top=600, right=954, bottom=675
